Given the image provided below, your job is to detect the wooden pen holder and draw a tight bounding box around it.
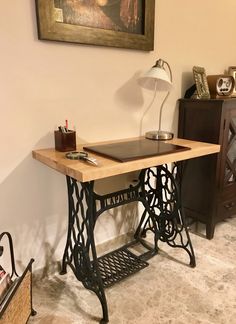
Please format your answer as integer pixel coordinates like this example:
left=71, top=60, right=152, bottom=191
left=54, top=130, right=76, bottom=152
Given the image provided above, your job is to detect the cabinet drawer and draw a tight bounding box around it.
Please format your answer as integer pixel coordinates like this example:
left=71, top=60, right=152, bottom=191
left=217, top=198, right=236, bottom=220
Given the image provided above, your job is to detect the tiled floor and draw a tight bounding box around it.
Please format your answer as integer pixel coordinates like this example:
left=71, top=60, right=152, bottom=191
left=29, top=218, right=236, bottom=324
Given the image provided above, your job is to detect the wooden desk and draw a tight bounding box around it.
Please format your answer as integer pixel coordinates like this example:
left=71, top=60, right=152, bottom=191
left=33, top=137, right=220, bottom=182
left=32, top=137, right=220, bottom=323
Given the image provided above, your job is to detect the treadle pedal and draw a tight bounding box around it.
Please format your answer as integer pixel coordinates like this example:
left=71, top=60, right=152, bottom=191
left=96, top=246, right=149, bottom=288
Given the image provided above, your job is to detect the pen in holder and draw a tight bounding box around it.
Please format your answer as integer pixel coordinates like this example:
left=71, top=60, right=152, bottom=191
left=54, top=130, right=76, bottom=152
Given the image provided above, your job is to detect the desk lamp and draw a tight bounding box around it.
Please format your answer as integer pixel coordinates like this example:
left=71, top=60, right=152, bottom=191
left=138, top=59, right=173, bottom=140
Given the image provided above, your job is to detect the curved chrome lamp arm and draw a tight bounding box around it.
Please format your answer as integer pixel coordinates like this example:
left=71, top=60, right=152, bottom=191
left=139, top=81, right=158, bottom=136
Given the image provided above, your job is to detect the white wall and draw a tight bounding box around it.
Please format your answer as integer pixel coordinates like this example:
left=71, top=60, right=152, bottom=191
left=1, top=0, right=236, bottom=271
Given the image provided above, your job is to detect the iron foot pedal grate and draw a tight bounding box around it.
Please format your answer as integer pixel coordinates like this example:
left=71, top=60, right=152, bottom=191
left=97, top=246, right=149, bottom=288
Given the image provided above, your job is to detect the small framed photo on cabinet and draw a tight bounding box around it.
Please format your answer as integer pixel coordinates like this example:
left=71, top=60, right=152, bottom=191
left=192, top=66, right=211, bottom=99
left=228, top=66, right=236, bottom=97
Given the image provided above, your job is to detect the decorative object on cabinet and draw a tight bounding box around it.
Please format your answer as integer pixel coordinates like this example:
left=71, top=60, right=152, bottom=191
left=138, top=59, right=173, bottom=140
left=228, top=66, right=236, bottom=97
left=35, top=0, right=155, bottom=51
left=192, top=66, right=211, bottom=99
left=178, top=98, right=236, bottom=239
left=0, top=232, right=36, bottom=323
left=184, top=84, right=197, bottom=99
left=207, top=75, right=235, bottom=98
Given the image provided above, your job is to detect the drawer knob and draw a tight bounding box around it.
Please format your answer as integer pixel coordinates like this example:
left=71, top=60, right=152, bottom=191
left=224, top=201, right=235, bottom=210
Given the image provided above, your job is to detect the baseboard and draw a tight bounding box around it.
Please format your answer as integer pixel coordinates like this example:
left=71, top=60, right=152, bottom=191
left=96, top=231, right=134, bottom=257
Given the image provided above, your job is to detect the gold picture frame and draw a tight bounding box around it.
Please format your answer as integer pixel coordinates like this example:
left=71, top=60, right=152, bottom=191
left=35, top=0, right=155, bottom=51
left=192, top=66, right=210, bottom=99
left=228, top=66, right=236, bottom=97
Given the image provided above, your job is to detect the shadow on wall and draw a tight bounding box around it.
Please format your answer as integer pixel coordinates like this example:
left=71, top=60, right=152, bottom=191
left=0, top=152, right=68, bottom=273
left=0, top=133, right=68, bottom=274
left=181, top=71, right=194, bottom=98
left=171, top=71, right=195, bottom=136
left=1, top=134, right=139, bottom=275
left=114, top=71, right=144, bottom=110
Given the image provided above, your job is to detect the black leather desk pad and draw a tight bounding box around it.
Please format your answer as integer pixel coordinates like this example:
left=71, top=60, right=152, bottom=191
left=83, top=139, right=190, bottom=162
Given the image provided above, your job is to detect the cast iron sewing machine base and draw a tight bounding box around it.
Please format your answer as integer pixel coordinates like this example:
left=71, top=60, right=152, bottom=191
left=60, top=165, right=195, bottom=323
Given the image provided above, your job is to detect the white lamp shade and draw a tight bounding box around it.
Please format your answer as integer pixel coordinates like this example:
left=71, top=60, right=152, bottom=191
left=138, top=66, right=172, bottom=91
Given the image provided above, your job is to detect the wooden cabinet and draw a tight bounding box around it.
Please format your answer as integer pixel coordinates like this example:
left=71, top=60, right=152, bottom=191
left=178, top=98, right=236, bottom=239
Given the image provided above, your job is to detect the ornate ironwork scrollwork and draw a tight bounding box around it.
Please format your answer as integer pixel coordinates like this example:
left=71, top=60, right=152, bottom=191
left=61, top=164, right=195, bottom=323
left=61, top=176, right=108, bottom=323
left=136, top=165, right=195, bottom=267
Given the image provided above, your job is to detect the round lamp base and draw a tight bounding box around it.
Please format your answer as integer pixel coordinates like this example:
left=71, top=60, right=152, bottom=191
left=145, top=130, right=174, bottom=141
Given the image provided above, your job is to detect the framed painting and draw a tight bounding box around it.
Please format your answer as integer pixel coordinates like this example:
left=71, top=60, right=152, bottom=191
left=35, top=0, right=155, bottom=51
